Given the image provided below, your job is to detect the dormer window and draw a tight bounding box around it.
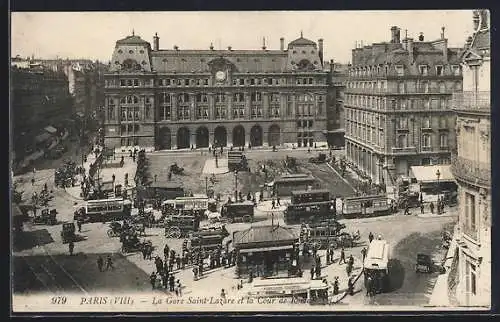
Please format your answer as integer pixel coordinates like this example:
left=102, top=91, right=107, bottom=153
left=419, top=65, right=429, bottom=76
left=451, top=65, right=460, bottom=76
left=293, top=50, right=297, bottom=54
left=436, top=65, right=443, bottom=76
left=129, top=50, right=134, bottom=54
left=395, top=65, right=404, bottom=76
left=302, top=50, right=306, bottom=54
left=140, top=50, right=144, bottom=54
left=118, top=49, right=123, bottom=54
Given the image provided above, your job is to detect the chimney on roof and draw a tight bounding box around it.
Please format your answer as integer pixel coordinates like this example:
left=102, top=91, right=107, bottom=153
left=407, top=38, right=414, bottom=64
left=227, top=46, right=232, bottom=51
left=280, top=37, right=285, bottom=51
left=330, top=59, right=334, bottom=73
left=441, top=26, right=446, bottom=40
left=174, top=45, right=179, bottom=50
left=153, top=33, right=159, bottom=51
left=390, top=26, right=400, bottom=43
left=262, top=37, right=266, bottom=50
left=318, top=38, right=324, bottom=65
left=210, top=42, right=214, bottom=50
left=418, top=32, right=424, bottom=41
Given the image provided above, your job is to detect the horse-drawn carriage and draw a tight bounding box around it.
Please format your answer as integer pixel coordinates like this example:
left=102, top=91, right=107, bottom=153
left=184, top=224, right=229, bottom=258
left=300, top=219, right=359, bottom=250
left=308, top=153, right=327, bottom=164
left=120, top=231, right=150, bottom=253
left=107, top=221, right=146, bottom=238
left=130, top=207, right=165, bottom=228
left=61, top=222, right=76, bottom=243
left=164, top=213, right=200, bottom=238
left=33, top=208, right=58, bottom=225
left=396, top=191, right=420, bottom=209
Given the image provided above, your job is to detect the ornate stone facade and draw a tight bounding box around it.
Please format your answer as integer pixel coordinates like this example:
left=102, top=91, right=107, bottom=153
left=103, top=33, right=330, bottom=150
left=452, top=9, right=490, bottom=307
left=344, top=26, right=462, bottom=186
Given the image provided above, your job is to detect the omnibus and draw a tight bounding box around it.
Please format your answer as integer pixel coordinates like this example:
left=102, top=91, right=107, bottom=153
left=284, top=200, right=335, bottom=224
left=221, top=201, right=254, bottom=223
left=162, top=195, right=209, bottom=212
left=291, top=189, right=330, bottom=205
left=139, top=182, right=185, bottom=202
left=364, top=239, right=391, bottom=293
left=342, top=194, right=391, bottom=219
left=273, top=174, right=319, bottom=197
left=84, top=198, right=132, bottom=222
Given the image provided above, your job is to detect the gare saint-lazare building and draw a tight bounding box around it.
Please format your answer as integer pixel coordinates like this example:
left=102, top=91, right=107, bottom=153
left=103, top=32, right=329, bottom=150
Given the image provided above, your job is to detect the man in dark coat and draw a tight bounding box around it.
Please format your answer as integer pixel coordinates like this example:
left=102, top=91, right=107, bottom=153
left=333, top=276, right=339, bottom=295
left=339, top=248, right=346, bottom=264
left=361, top=247, right=367, bottom=261
left=347, top=277, right=354, bottom=296
left=366, top=276, right=374, bottom=296
left=169, top=274, right=175, bottom=292
left=150, top=272, right=157, bottom=290
left=97, top=256, right=104, bottom=272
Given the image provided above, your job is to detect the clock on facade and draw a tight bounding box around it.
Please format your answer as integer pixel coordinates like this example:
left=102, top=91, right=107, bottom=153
left=215, top=70, right=226, bottom=81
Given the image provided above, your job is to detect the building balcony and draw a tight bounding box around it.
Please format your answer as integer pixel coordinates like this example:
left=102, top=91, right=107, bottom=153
left=452, top=91, right=490, bottom=113
left=451, top=155, right=491, bottom=187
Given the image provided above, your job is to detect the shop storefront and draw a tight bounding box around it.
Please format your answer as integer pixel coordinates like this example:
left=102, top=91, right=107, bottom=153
left=233, top=225, right=299, bottom=278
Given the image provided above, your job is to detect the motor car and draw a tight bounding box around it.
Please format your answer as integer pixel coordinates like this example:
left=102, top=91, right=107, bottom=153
left=415, top=253, right=432, bottom=273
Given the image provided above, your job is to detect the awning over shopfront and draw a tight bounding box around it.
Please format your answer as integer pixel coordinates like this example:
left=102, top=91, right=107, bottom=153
left=35, top=132, right=51, bottom=143
left=44, top=126, right=58, bottom=134
left=410, top=165, right=455, bottom=183
left=239, top=245, right=294, bottom=254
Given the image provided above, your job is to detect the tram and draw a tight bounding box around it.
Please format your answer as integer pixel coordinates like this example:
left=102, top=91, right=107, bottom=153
left=363, top=239, right=391, bottom=294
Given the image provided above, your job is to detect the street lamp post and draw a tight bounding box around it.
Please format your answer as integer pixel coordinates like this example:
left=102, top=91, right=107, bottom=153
left=436, top=169, right=441, bottom=214
left=234, top=170, right=238, bottom=201
left=205, top=176, right=208, bottom=196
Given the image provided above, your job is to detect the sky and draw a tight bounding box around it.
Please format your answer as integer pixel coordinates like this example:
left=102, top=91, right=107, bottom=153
left=11, top=10, right=475, bottom=64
